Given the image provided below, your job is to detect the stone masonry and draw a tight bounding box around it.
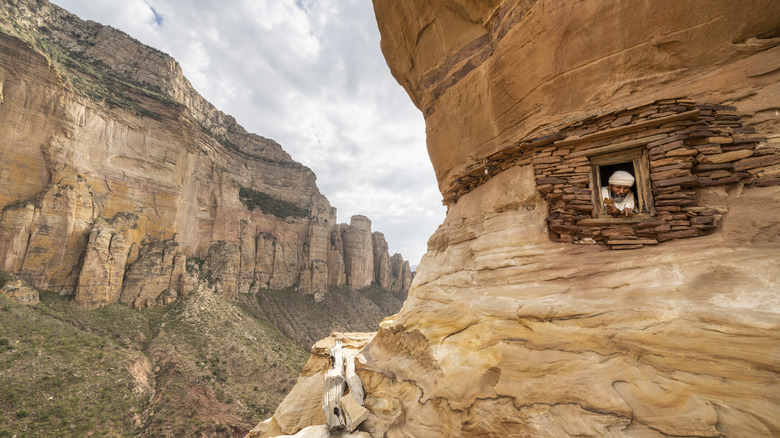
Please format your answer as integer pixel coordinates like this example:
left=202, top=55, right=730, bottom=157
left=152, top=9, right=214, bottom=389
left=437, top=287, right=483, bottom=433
left=441, top=98, right=778, bottom=249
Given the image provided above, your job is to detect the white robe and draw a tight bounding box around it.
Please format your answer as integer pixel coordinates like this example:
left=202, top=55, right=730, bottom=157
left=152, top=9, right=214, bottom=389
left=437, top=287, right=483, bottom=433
left=601, top=187, right=635, bottom=214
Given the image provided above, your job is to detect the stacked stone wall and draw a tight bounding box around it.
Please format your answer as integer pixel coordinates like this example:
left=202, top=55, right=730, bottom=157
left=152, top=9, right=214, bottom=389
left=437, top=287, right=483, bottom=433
left=442, top=98, right=779, bottom=249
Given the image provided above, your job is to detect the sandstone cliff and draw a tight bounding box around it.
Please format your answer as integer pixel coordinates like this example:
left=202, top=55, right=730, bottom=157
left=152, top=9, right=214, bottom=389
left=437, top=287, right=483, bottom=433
left=373, top=0, right=780, bottom=194
left=0, top=0, right=411, bottom=308
left=251, top=1, right=780, bottom=437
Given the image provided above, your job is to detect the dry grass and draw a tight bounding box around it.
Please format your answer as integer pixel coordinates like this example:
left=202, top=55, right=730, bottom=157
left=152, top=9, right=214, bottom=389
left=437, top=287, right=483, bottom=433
left=0, top=286, right=307, bottom=437
left=0, top=278, right=404, bottom=437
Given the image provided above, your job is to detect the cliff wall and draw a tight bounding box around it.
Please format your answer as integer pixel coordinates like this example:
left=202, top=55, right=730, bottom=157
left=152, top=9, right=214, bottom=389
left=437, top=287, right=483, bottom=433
left=373, top=0, right=780, bottom=194
left=0, top=0, right=410, bottom=308
left=365, top=1, right=780, bottom=435
left=251, top=1, right=780, bottom=436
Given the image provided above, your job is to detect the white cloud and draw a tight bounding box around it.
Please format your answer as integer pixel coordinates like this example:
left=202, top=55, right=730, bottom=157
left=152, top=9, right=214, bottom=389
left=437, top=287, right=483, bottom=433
left=50, top=0, right=446, bottom=266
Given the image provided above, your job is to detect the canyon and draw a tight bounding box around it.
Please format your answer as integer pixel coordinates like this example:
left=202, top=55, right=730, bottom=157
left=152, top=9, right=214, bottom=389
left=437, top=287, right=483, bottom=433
left=0, top=0, right=411, bottom=310
left=253, top=1, right=780, bottom=437
left=0, top=1, right=415, bottom=436
left=3, top=0, right=779, bottom=436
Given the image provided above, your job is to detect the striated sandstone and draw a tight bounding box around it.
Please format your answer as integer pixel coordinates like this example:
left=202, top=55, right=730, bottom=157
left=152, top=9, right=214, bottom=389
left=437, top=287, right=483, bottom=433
left=0, top=203, right=39, bottom=274
left=388, top=253, right=412, bottom=295
left=326, top=228, right=347, bottom=288
left=0, top=0, right=411, bottom=308
left=75, top=221, right=128, bottom=308
left=16, top=175, right=96, bottom=292
left=372, top=233, right=392, bottom=290
left=202, top=240, right=242, bottom=301
left=373, top=0, right=780, bottom=193
left=118, top=239, right=188, bottom=309
left=250, top=1, right=780, bottom=437
left=341, top=216, right=375, bottom=290
left=367, top=1, right=780, bottom=435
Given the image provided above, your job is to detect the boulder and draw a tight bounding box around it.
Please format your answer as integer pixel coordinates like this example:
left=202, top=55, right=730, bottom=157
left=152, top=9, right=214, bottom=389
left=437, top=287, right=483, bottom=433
left=1, top=278, right=39, bottom=305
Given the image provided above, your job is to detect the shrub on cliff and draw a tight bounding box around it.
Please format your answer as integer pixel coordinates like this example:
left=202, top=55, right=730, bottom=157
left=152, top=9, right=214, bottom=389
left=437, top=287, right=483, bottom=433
left=238, top=186, right=309, bottom=219
left=0, top=271, right=12, bottom=289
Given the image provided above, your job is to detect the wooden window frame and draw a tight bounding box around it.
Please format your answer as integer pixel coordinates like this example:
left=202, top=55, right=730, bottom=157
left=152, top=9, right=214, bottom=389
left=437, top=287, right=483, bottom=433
left=586, top=148, right=655, bottom=221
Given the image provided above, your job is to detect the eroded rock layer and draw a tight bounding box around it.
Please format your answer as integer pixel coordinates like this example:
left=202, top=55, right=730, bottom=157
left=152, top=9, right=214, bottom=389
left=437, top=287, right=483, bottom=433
left=373, top=0, right=780, bottom=193
left=357, top=171, right=780, bottom=437
left=254, top=168, right=780, bottom=438
left=0, top=0, right=410, bottom=307
left=252, top=1, right=780, bottom=437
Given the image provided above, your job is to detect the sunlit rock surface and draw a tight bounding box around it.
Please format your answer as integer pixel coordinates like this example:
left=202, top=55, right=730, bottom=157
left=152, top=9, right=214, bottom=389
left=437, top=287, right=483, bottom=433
left=0, top=0, right=411, bottom=307
left=254, top=167, right=780, bottom=437
left=359, top=168, right=780, bottom=437
left=373, top=0, right=780, bottom=193
left=1, top=277, right=39, bottom=305
left=251, top=1, right=780, bottom=436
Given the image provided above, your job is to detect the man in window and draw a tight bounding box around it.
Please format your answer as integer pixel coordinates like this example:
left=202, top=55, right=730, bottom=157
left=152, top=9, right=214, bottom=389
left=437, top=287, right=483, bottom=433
left=602, top=171, right=635, bottom=217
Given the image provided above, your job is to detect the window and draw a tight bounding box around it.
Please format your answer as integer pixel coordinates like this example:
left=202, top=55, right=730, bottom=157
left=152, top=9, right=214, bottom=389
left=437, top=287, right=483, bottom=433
left=588, top=148, right=654, bottom=219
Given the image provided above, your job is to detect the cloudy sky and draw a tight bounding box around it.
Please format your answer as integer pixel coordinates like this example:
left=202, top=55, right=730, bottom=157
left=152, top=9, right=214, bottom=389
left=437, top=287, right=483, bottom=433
left=51, top=0, right=445, bottom=267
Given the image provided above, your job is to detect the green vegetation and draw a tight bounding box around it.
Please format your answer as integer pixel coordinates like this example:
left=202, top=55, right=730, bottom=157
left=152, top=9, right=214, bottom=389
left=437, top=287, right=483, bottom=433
left=0, top=286, right=308, bottom=437
left=0, top=280, right=405, bottom=436
left=0, top=291, right=155, bottom=437
left=1, top=191, right=44, bottom=212
left=238, top=186, right=309, bottom=219
left=0, top=271, right=12, bottom=289
left=244, top=284, right=405, bottom=349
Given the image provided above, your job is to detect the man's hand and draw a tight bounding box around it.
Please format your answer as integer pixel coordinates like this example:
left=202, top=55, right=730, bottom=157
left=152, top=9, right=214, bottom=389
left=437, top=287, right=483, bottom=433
left=605, top=201, right=620, bottom=216
left=623, top=208, right=634, bottom=217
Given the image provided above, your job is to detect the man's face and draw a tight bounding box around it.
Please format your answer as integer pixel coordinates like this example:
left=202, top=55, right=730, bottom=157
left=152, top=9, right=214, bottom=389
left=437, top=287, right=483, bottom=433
left=609, top=184, right=631, bottom=201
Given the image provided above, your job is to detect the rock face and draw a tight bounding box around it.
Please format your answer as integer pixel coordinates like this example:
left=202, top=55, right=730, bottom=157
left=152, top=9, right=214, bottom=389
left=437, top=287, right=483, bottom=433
left=251, top=1, right=780, bottom=437
left=75, top=222, right=128, bottom=308
left=0, top=0, right=410, bottom=308
left=373, top=0, right=780, bottom=193
left=1, top=277, right=39, bottom=305
left=119, top=238, right=188, bottom=308
left=388, top=253, right=412, bottom=294
left=342, top=216, right=375, bottom=289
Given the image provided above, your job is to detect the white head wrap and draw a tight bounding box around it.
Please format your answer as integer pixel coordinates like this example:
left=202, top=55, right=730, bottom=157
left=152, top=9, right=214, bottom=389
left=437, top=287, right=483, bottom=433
left=609, top=170, right=635, bottom=186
